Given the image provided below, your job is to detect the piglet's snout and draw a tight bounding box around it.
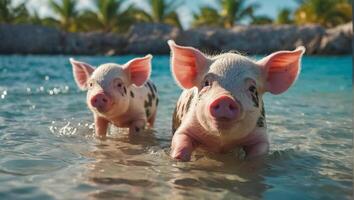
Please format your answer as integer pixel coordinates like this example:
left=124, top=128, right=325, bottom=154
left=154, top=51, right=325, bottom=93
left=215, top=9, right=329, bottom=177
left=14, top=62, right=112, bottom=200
left=209, top=96, right=239, bottom=121
left=90, top=93, right=112, bottom=112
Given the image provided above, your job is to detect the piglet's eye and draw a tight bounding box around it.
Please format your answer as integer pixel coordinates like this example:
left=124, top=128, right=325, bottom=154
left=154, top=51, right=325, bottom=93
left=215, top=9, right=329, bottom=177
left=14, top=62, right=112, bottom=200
left=249, top=85, right=256, bottom=92
left=204, top=80, right=211, bottom=87
left=117, top=83, right=122, bottom=87
left=89, top=82, right=93, bottom=87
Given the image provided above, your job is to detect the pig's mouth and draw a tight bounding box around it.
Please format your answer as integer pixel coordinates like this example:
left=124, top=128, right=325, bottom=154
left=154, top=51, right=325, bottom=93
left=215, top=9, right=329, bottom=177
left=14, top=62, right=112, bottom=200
left=93, top=102, right=115, bottom=114
left=94, top=106, right=109, bottom=113
left=211, top=118, right=239, bottom=130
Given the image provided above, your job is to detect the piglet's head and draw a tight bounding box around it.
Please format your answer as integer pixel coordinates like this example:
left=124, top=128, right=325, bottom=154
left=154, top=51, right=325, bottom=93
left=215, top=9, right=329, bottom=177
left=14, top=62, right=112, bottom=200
left=70, top=55, right=152, bottom=117
left=168, top=40, right=305, bottom=140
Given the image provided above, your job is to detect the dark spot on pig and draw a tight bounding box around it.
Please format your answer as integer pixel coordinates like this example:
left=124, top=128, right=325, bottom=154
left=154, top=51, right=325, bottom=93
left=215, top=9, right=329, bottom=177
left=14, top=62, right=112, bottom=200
left=123, top=87, right=127, bottom=95
left=249, top=85, right=259, bottom=107
left=152, top=83, right=157, bottom=92
left=181, top=103, right=185, bottom=114
left=172, top=106, right=181, bottom=134
left=145, top=109, right=150, bottom=118
left=184, top=93, right=194, bottom=114
left=135, top=127, right=140, bottom=132
left=261, top=101, right=265, bottom=118
left=146, top=82, right=155, bottom=99
left=257, top=101, right=266, bottom=127
left=144, top=93, right=153, bottom=109
left=130, top=91, right=135, bottom=98
left=256, top=116, right=265, bottom=127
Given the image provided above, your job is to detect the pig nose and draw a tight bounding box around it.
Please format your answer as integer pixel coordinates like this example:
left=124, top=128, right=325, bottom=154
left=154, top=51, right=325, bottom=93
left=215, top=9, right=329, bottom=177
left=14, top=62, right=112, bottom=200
left=209, top=96, right=239, bottom=120
left=90, top=93, right=111, bottom=110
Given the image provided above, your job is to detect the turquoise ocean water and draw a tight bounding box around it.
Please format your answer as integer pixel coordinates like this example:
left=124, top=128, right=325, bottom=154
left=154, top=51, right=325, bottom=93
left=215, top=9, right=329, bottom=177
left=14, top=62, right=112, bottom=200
left=0, top=55, right=352, bottom=199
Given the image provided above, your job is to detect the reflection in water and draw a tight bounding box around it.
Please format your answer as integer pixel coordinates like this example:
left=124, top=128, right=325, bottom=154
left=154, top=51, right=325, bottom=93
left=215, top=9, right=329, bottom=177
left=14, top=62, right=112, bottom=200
left=84, top=128, right=270, bottom=199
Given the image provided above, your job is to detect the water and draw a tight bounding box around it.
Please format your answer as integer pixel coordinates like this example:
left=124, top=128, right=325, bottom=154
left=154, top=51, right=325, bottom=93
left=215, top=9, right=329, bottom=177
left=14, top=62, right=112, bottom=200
left=0, top=55, right=352, bottom=199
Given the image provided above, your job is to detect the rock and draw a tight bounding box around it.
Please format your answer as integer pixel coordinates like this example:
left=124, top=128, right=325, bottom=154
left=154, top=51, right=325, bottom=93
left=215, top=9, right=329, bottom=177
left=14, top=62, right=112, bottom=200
left=62, top=32, right=126, bottom=55
left=0, top=24, right=63, bottom=54
left=0, top=22, right=351, bottom=55
left=124, top=23, right=180, bottom=54
left=319, top=22, right=353, bottom=55
left=176, top=24, right=326, bottom=55
left=0, top=24, right=127, bottom=55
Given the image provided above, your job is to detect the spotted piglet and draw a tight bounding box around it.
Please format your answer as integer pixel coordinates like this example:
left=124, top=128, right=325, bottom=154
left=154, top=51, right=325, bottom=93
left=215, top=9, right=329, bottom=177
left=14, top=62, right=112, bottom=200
left=168, top=40, right=305, bottom=161
left=70, top=55, right=159, bottom=137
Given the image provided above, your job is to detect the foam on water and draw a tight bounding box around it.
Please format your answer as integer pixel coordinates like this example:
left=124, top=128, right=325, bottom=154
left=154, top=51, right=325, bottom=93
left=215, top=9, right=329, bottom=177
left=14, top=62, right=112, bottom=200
left=0, top=55, right=352, bottom=199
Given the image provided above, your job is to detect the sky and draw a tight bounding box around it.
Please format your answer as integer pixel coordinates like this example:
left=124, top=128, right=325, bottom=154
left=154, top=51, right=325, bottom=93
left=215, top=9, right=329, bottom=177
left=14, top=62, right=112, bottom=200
left=17, top=0, right=299, bottom=29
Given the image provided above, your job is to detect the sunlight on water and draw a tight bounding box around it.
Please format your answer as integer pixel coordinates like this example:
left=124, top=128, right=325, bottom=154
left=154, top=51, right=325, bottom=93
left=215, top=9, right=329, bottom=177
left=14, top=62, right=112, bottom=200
left=0, top=55, right=352, bottom=199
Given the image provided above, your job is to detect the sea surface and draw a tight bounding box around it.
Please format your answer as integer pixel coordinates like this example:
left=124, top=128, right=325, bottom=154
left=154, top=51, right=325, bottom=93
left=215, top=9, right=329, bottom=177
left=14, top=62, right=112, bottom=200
left=0, top=55, right=352, bottom=199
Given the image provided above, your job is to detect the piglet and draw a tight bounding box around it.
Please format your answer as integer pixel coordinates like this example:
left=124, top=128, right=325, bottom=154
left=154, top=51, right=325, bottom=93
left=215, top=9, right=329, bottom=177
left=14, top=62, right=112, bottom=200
left=168, top=40, right=305, bottom=161
left=69, top=55, right=159, bottom=137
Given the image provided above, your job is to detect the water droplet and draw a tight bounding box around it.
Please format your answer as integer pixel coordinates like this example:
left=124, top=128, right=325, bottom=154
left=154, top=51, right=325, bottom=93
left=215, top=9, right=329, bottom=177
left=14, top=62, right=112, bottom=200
left=26, top=88, right=31, bottom=93
left=39, top=86, right=44, bottom=92
left=53, top=88, right=60, bottom=95
left=45, top=76, right=50, bottom=81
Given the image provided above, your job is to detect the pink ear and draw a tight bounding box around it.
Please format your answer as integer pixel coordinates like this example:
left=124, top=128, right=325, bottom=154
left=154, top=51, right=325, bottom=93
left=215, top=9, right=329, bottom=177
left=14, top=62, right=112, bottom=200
left=69, top=58, right=95, bottom=90
left=257, top=46, right=305, bottom=94
left=123, top=55, right=152, bottom=86
left=168, top=40, right=211, bottom=89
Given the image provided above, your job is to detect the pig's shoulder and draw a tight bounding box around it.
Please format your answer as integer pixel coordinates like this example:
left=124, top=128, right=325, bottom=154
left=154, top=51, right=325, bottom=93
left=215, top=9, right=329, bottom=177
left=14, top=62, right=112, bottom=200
left=172, top=88, right=197, bottom=133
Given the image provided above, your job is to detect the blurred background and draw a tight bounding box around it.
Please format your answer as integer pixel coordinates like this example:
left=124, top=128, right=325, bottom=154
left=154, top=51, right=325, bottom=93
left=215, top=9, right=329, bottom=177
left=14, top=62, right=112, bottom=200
left=0, top=0, right=352, bottom=55
left=2, top=0, right=352, bottom=31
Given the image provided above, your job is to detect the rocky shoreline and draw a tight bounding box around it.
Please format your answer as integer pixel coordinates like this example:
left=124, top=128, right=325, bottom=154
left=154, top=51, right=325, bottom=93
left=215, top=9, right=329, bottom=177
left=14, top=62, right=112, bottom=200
left=0, top=22, right=352, bottom=55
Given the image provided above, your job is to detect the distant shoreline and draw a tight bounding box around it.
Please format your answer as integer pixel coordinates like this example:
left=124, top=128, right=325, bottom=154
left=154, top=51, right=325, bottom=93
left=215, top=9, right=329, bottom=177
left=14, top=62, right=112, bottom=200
left=0, top=22, right=352, bottom=55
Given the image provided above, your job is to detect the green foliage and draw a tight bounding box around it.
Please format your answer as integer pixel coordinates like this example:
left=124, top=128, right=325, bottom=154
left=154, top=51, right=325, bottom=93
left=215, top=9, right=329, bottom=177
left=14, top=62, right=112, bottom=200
left=79, top=0, right=135, bottom=33
left=276, top=8, right=294, bottom=24
left=0, top=0, right=29, bottom=24
left=132, top=0, right=182, bottom=28
left=1, top=0, right=353, bottom=32
left=48, top=0, right=79, bottom=32
left=192, top=6, right=223, bottom=27
left=192, top=0, right=259, bottom=28
left=294, top=0, right=352, bottom=27
left=250, top=15, right=273, bottom=25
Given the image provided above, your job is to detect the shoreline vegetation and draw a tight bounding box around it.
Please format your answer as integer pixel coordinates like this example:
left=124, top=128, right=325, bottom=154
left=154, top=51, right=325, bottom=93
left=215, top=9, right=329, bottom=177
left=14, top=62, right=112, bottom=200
left=0, top=0, right=352, bottom=55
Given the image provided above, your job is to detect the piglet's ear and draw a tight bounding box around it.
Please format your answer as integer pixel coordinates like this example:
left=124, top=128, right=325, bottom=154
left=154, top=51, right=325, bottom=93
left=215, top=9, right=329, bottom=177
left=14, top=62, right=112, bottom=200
left=257, top=46, right=305, bottom=95
left=123, top=54, right=152, bottom=87
left=168, top=40, right=212, bottom=89
left=69, top=58, right=95, bottom=90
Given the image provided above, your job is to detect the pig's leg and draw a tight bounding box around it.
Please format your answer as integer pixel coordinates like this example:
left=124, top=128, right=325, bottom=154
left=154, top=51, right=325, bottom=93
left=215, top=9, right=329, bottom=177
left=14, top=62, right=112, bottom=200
left=94, top=115, right=109, bottom=137
left=129, top=119, right=146, bottom=134
left=171, top=132, right=195, bottom=162
left=243, top=142, right=269, bottom=159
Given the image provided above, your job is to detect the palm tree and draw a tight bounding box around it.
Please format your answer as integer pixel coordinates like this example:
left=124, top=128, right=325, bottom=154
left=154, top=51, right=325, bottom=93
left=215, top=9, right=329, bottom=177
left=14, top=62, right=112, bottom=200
left=132, top=0, right=182, bottom=28
left=28, top=10, right=58, bottom=27
left=250, top=15, right=273, bottom=25
left=192, top=0, right=258, bottom=28
left=192, top=6, right=223, bottom=27
left=276, top=8, right=294, bottom=24
left=294, top=0, right=352, bottom=27
left=80, top=0, right=135, bottom=33
left=0, top=0, right=29, bottom=24
left=48, top=0, right=79, bottom=32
